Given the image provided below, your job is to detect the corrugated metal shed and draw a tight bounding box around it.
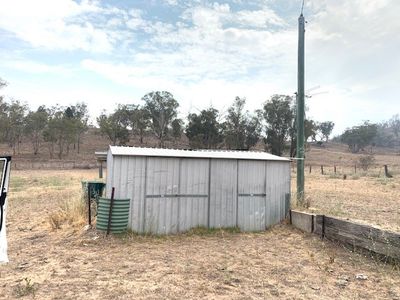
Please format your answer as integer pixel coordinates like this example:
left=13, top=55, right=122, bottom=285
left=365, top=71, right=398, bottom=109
left=106, top=146, right=290, bottom=234
left=109, top=146, right=289, bottom=161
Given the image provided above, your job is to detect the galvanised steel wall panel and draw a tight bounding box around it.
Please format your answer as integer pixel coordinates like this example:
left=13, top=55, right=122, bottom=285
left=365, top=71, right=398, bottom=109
left=107, top=155, right=146, bottom=232
left=146, top=158, right=180, bottom=196
left=106, top=150, right=290, bottom=234
left=144, top=158, right=180, bottom=234
left=237, top=160, right=267, bottom=231
left=266, top=161, right=291, bottom=227
left=144, top=197, right=178, bottom=234
left=209, top=159, right=237, bottom=228
left=238, top=160, right=266, bottom=194
left=178, top=159, right=209, bottom=231
left=238, top=196, right=266, bottom=231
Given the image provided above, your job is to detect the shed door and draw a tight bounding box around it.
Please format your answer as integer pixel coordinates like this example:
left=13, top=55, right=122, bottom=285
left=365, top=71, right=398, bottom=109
left=237, top=161, right=266, bottom=231
left=209, top=159, right=237, bottom=228
left=144, top=158, right=180, bottom=234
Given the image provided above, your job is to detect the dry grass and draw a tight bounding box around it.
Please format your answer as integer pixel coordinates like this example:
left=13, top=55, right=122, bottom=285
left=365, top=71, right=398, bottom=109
left=292, top=170, right=400, bottom=232
left=1, top=169, right=400, bottom=299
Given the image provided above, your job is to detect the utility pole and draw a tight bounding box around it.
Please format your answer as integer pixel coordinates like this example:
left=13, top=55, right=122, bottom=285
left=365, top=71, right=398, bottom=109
left=296, top=13, right=305, bottom=203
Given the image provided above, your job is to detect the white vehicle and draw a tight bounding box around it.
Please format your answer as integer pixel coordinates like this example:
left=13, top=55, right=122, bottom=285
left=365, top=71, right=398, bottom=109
left=0, top=156, right=11, bottom=264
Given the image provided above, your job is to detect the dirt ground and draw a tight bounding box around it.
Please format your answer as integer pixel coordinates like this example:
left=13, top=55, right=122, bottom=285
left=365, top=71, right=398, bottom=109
left=1, top=170, right=400, bottom=299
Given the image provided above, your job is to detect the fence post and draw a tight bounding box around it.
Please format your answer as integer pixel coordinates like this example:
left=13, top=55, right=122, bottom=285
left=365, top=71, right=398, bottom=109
left=354, top=164, right=357, bottom=174
left=384, top=165, right=392, bottom=178
left=309, top=165, right=312, bottom=173
left=321, top=165, right=324, bottom=175
left=334, top=165, right=336, bottom=174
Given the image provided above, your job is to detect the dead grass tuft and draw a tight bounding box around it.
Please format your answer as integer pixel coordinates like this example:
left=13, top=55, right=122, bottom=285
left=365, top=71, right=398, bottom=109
left=58, top=195, right=87, bottom=227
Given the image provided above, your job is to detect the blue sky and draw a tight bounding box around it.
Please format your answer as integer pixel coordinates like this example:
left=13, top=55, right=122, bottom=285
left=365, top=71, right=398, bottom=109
left=0, top=0, right=399, bottom=134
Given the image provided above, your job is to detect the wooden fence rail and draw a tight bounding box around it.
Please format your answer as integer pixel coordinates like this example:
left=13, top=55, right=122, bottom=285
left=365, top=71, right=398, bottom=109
left=290, top=210, right=400, bottom=260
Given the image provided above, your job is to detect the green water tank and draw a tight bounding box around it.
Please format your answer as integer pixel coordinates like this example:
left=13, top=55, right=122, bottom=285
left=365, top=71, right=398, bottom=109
left=96, top=197, right=130, bottom=233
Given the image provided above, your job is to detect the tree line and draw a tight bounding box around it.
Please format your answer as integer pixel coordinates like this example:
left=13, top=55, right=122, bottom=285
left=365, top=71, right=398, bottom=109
left=338, top=116, right=400, bottom=153
left=1, top=77, right=340, bottom=158
left=97, top=91, right=335, bottom=156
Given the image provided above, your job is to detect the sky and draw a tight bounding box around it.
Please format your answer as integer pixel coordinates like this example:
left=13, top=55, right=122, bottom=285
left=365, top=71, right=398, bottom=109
left=0, top=0, right=399, bottom=135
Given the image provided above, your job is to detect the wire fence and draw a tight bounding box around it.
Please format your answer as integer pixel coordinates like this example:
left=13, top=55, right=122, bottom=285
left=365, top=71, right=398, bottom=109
left=10, top=161, right=100, bottom=170
left=291, top=162, right=400, bottom=177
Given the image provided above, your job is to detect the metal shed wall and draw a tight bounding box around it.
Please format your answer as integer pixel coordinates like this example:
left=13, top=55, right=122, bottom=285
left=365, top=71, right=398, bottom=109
left=106, top=151, right=290, bottom=234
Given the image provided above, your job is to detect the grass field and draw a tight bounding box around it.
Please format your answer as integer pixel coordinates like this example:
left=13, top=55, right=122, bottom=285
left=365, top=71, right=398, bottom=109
left=0, top=170, right=399, bottom=299
left=293, top=170, right=400, bottom=232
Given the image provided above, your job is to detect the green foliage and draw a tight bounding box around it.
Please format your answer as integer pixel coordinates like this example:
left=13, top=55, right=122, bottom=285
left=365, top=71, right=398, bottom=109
left=318, top=121, right=335, bottom=142
left=341, top=121, right=378, bottom=153
left=142, top=91, right=179, bottom=147
left=304, top=119, right=317, bottom=142
left=244, top=113, right=262, bottom=150
left=223, top=97, right=261, bottom=150
left=171, top=118, right=183, bottom=141
left=0, top=100, right=28, bottom=155
left=97, top=106, right=130, bottom=146
left=263, top=95, right=294, bottom=156
left=389, top=114, right=400, bottom=138
left=24, top=106, right=48, bottom=155
left=14, top=278, right=37, bottom=298
left=67, top=102, right=89, bottom=153
left=186, top=107, right=224, bottom=149
left=43, top=106, right=75, bottom=159
left=124, top=104, right=150, bottom=144
left=359, top=155, right=375, bottom=171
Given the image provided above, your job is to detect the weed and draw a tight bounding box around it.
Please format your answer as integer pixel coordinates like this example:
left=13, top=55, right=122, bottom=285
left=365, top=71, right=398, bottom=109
left=48, top=211, right=65, bottom=230
left=48, top=195, right=86, bottom=229
left=14, top=278, right=37, bottom=298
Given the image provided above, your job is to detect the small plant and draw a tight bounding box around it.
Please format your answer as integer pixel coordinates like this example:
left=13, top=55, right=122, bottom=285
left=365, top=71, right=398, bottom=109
left=14, top=278, right=37, bottom=298
left=359, top=155, right=375, bottom=171
left=48, top=211, right=65, bottom=230
left=47, top=195, right=86, bottom=229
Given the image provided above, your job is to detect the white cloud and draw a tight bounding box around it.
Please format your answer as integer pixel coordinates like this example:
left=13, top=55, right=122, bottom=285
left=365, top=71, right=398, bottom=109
left=1, top=0, right=399, bottom=135
left=0, top=0, right=126, bottom=53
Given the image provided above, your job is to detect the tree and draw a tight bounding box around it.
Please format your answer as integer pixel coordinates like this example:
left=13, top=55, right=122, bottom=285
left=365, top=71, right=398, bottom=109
left=5, top=100, right=28, bottom=155
left=244, top=113, right=262, bottom=150
left=341, top=121, right=378, bottom=153
left=186, top=107, right=223, bottom=149
left=142, top=91, right=179, bottom=147
left=0, top=78, right=6, bottom=102
left=97, top=106, right=130, bottom=146
left=263, top=95, right=294, bottom=156
left=171, top=118, right=183, bottom=143
left=43, top=106, right=77, bottom=159
left=125, top=104, right=150, bottom=144
left=318, top=121, right=335, bottom=142
left=223, top=97, right=247, bottom=149
left=24, top=106, right=48, bottom=155
left=389, top=114, right=400, bottom=138
left=304, top=119, right=317, bottom=142
left=66, top=103, right=89, bottom=154
left=223, top=97, right=261, bottom=150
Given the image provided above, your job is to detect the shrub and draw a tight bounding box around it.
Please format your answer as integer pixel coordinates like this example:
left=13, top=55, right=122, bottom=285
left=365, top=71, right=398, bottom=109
left=359, top=155, right=375, bottom=171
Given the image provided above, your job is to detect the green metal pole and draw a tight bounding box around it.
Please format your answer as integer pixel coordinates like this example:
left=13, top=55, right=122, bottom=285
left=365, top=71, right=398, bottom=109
left=297, top=14, right=305, bottom=203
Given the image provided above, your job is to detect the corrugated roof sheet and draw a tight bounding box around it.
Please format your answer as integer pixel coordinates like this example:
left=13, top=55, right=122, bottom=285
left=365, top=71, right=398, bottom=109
left=109, top=146, right=289, bottom=161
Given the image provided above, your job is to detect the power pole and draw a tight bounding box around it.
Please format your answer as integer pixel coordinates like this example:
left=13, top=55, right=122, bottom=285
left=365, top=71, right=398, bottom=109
left=296, top=13, right=305, bottom=203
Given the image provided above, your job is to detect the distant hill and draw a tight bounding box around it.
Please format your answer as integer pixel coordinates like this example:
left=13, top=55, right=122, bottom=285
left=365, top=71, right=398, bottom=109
left=0, top=128, right=398, bottom=170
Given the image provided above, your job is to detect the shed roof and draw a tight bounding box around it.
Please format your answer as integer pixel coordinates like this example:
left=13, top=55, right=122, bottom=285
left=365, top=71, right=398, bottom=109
left=109, top=146, right=289, bottom=162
